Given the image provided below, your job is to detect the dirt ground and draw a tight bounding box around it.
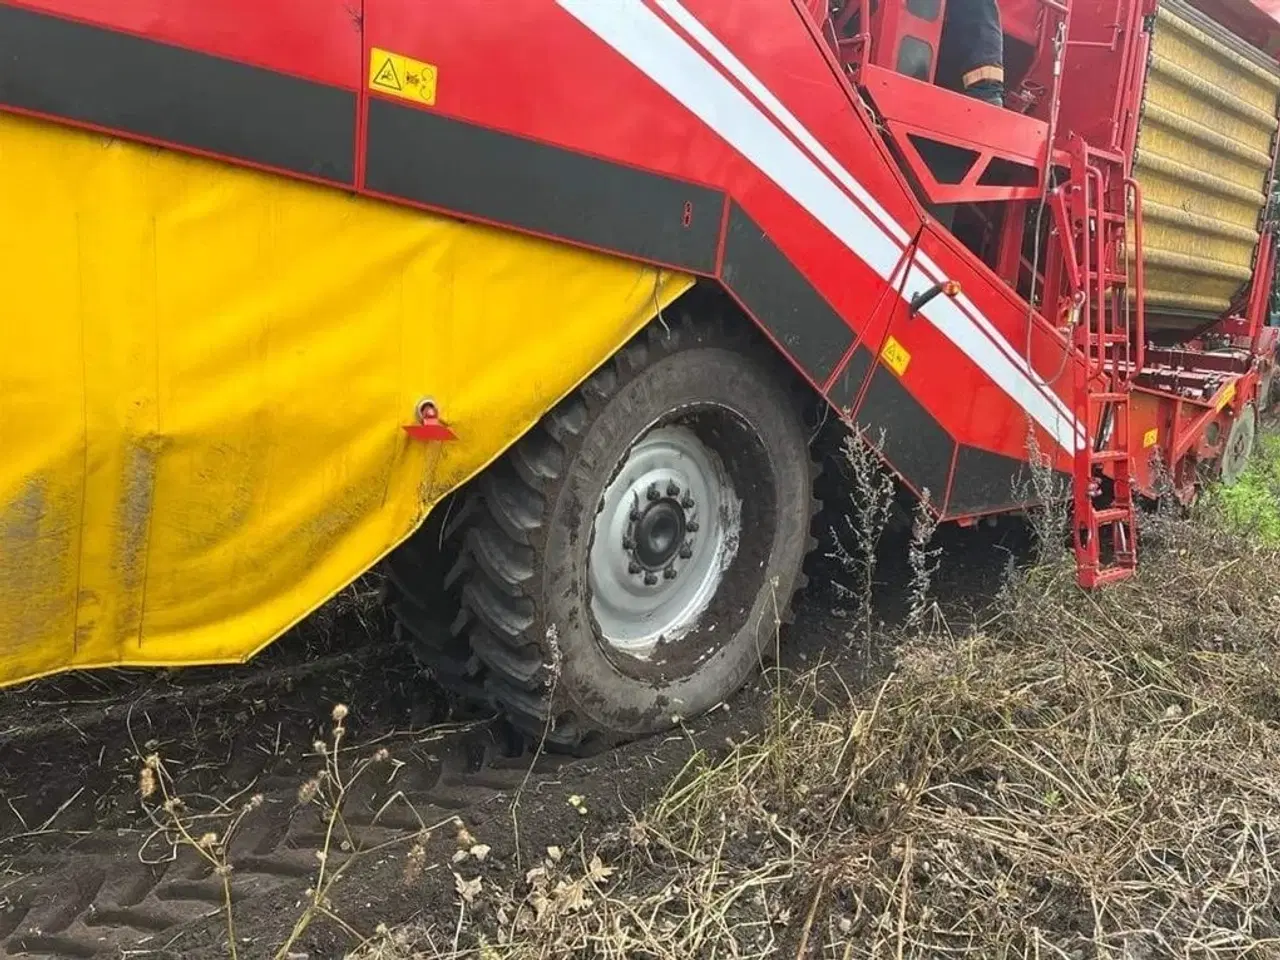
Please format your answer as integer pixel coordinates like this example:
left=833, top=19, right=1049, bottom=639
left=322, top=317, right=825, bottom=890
left=0, top=522, right=1022, bottom=960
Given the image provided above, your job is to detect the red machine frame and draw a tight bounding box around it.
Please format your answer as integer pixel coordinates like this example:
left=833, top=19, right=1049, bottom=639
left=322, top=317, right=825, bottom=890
left=831, top=0, right=1280, bottom=579
left=0, top=0, right=1276, bottom=587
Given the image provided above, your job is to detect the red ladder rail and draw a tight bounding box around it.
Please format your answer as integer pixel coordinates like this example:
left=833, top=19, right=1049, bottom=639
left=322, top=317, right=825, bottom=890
left=1062, top=142, right=1144, bottom=588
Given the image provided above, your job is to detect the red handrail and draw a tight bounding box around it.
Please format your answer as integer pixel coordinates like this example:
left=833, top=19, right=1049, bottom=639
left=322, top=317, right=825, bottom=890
left=1124, top=176, right=1146, bottom=378
left=1085, top=166, right=1107, bottom=380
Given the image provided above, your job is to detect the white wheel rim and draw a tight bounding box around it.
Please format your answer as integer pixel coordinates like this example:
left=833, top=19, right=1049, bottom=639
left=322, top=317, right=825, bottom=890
left=587, top=424, right=741, bottom=660
left=1221, top=404, right=1257, bottom=487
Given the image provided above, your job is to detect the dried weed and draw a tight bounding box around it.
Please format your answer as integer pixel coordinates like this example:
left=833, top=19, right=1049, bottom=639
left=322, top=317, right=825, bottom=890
left=365, top=508, right=1280, bottom=959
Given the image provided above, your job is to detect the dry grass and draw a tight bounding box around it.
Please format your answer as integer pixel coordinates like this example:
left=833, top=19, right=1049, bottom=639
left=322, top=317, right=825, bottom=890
left=138, top=702, right=460, bottom=960
left=357, top=505, right=1280, bottom=959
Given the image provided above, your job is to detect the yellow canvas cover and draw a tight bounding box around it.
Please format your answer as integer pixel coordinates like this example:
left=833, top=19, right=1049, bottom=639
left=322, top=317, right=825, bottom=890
left=0, top=112, right=692, bottom=685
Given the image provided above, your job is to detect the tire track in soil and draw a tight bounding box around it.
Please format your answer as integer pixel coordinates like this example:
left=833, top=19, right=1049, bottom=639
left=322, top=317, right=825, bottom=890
left=0, top=602, right=550, bottom=959
left=1, top=733, right=564, bottom=958
left=0, top=523, right=1024, bottom=958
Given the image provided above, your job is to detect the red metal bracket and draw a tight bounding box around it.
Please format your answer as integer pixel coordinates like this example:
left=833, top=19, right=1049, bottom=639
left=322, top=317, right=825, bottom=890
left=403, top=399, right=456, bottom=442
left=860, top=65, right=1062, bottom=207
left=1050, top=186, right=1083, bottom=292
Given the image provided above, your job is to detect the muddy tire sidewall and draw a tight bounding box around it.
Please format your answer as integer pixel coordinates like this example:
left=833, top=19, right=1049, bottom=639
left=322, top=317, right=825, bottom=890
left=1220, top=403, right=1258, bottom=487
left=540, top=345, right=811, bottom=741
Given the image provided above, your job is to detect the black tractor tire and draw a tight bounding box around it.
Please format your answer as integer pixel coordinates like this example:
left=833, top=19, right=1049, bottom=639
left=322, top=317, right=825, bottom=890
left=1260, top=365, right=1276, bottom=414
left=382, top=494, right=489, bottom=704
left=1219, top=402, right=1258, bottom=487
left=390, top=317, right=817, bottom=752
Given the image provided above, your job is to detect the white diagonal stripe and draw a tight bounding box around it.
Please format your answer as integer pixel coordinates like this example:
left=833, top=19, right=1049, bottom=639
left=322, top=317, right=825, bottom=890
left=915, top=251, right=1085, bottom=444
left=556, top=1, right=902, bottom=273
left=557, top=0, right=1083, bottom=452
left=654, top=0, right=1083, bottom=446
left=653, top=0, right=912, bottom=247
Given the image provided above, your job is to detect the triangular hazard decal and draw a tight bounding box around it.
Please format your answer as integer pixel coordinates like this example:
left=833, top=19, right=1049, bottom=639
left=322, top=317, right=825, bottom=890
left=373, top=58, right=402, bottom=92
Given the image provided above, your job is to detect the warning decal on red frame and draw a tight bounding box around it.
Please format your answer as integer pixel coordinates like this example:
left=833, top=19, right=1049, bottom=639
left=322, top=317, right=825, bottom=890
left=880, top=335, right=912, bottom=377
left=369, top=47, right=437, bottom=106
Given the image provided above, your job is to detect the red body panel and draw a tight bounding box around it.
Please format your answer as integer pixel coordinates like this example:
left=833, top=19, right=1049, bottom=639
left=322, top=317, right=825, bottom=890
left=1, top=0, right=1275, bottom=548
left=363, top=0, right=1086, bottom=504
left=10, top=0, right=360, bottom=87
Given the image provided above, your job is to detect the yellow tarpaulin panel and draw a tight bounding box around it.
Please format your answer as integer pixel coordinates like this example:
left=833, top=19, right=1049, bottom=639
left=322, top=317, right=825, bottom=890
left=0, top=111, right=694, bottom=686
left=1133, top=0, right=1280, bottom=320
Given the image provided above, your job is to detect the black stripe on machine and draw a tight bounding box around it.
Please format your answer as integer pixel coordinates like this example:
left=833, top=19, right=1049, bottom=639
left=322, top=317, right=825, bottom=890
left=946, top=445, right=1071, bottom=517
left=825, top=346, right=874, bottom=414
left=715, top=204, right=965, bottom=512
left=720, top=203, right=854, bottom=385
left=0, top=7, right=1056, bottom=522
left=850, top=365, right=957, bottom=506
left=365, top=98, right=723, bottom=275
left=0, top=5, right=356, bottom=185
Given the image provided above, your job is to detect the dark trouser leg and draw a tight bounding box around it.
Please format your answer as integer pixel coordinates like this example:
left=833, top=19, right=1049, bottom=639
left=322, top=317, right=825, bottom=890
left=964, top=77, right=1005, bottom=106
left=955, top=0, right=1005, bottom=107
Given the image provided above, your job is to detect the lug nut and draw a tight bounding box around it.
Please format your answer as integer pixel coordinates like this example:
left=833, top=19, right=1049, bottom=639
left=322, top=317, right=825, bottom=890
left=644, top=572, right=659, bottom=586
left=687, top=521, right=699, bottom=533
left=629, top=561, right=642, bottom=574
left=663, top=566, right=678, bottom=580
left=647, top=484, right=660, bottom=501
left=667, top=481, right=681, bottom=497
left=622, top=536, right=635, bottom=549
left=678, top=544, right=693, bottom=560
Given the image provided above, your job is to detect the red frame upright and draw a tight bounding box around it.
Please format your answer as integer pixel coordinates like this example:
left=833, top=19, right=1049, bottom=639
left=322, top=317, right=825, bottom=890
left=825, top=0, right=1279, bottom=548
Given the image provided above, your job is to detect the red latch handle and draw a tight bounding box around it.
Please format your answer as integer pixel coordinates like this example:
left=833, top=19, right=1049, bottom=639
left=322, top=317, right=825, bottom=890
left=403, top=420, right=456, bottom=442
left=404, top=399, right=456, bottom=442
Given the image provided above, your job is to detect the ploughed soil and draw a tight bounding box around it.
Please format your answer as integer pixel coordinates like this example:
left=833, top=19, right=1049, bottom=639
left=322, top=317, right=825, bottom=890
left=0, top=521, right=1022, bottom=960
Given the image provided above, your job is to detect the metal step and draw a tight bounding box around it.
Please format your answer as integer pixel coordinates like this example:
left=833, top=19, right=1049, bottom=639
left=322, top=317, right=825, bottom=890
left=1090, top=450, right=1130, bottom=464
left=1091, top=565, right=1137, bottom=586
left=1090, top=506, right=1134, bottom=526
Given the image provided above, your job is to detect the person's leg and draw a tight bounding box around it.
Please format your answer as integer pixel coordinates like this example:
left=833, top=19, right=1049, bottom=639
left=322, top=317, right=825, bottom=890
left=930, top=0, right=1006, bottom=228
left=958, top=0, right=1005, bottom=106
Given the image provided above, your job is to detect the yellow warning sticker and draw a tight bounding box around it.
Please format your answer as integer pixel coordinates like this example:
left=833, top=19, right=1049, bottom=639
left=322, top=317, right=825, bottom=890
left=1143, top=428, right=1158, bottom=448
left=369, top=47, right=437, bottom=106
left=880, top=335, right=912, bottom=377
left=1215, top=382, right=1237, bottom=412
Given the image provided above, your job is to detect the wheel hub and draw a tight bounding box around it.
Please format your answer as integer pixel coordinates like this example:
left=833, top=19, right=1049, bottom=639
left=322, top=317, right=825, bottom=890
left=588, top=424, right=741, bottom=660
left=630, top=496, right=689, bottom=571
left=1220, top=403, right=1257, bottom=487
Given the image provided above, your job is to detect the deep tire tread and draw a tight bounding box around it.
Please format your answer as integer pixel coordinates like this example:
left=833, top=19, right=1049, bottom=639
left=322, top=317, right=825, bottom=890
left=383, top=494, right=485, bottom=695
left=394, top=309, right=822, bottom=750
left=465, top=526, right=536, bottom=597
